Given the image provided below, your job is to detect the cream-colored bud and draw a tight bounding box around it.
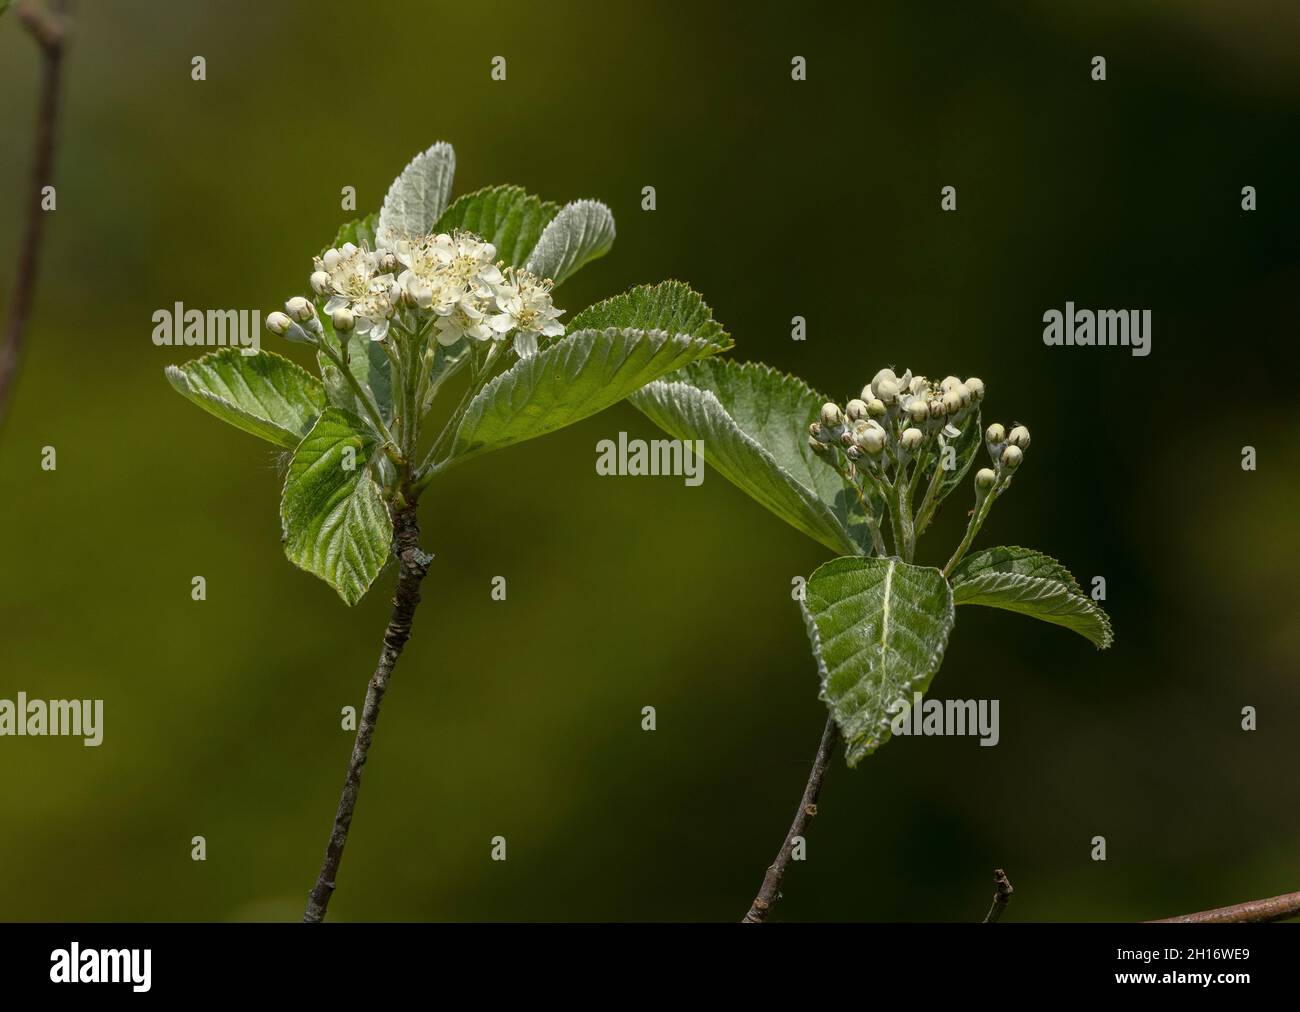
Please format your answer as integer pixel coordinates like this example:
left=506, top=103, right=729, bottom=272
left=860, top=426, right=886, bottom=455
left=965, top=377, right=985, bottom=401
left=286, top=296, right=314, bottom=322
left=875, top=379, right=899, bottom=405
left=1008, top=425, right=1031, bottom=450
left=975, top=467, right=997, bottom=492
left=953, top=383, right=971, bottom=407
left=940, top=375, right=961, bottom=392
left=266, top=311, right=292, bottom=335
left=907, top=399, right=930, bottom=425
left=321, top=248, right=341, bottom=271
left=871, top=367, right=897, bottom=389
left=331, top=308, right=355, bottom=333
left=866, top=398, right=887, bottom=420
left=900, top=428, right=924, bottom=453
left=310, top=271, right=332, bottom=295
left=986, top=422, right=1006, bottom=445
left=1001, top=445, right=1023, bottom=470
left=378, top=251, right=399, bottom=272
left=941, top=390, right=961, bottom=416
left=820, top=402, right=843, bottom=428
left=845, top=398, right=869, bottom=422
left=845, top=445, right=863, bottom=462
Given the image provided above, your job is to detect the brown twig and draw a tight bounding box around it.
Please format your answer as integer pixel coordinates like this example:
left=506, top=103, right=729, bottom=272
left=983, top=867, right=1014, bottom=923
left=303, top=501, right=431, bottom=922
left=0, top=0, right=72, bottom=432
left=742, top=716, right=838, bottom=923
left=1148, top=889, right=1300, bottom=924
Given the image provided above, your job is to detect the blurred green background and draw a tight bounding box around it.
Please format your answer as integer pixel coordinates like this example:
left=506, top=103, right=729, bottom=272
left=2, top=0, right=1298, bottom=922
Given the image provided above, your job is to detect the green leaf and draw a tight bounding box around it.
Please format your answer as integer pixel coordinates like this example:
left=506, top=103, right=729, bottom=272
left=446, top=326, right=724, bottom=465
left=436, top=185, right=560, bottom=267
left=568, top=281, right=730, bottom=349
left=949, top=546, right=1112, bottom=648
left=165, top=348, right=326, bottom=449
left=376, top=141, right=456, bottom=248
left=280, top=408, right=392, bottom=606
left=329, top=211, right=379, bottom=252
left=803, top=556, right=956, bottom=766
left=524, top=199, right=615, bottom=286
left=631, top=359, right=873, bottom=555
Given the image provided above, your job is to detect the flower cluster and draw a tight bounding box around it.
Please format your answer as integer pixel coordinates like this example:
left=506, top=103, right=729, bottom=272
left=266, top=229, right=563, bottom=359
left=802, top=366, right=1029, bottom=567
left=807, top=368, right=985, bottom=480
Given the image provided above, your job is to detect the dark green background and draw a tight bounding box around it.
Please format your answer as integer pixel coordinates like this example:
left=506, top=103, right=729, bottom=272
left=1, top=0, right=1297, bottom=921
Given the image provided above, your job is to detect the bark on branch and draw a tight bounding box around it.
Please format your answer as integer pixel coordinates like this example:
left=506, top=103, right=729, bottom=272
left=1149, top=889, right=1300, bottom=924
left=0, top=0, right=72, bottom=432
left=303, top=502, right=430, bottom=923
left=742, top=716, right=838, bottom=923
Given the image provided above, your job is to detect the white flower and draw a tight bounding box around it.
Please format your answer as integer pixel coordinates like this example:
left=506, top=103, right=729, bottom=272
left=433, top=292, right=494, bottom=346
left=350, top=279, right=398, bottom=342
left=488, top=268, right=564, bottom=358
left=313, top=242, right=393, bottom=320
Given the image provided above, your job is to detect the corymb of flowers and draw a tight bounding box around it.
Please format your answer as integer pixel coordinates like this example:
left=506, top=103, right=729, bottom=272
left=166, top=140, right=733, bottom=608
left=629, top=358, right=1111, bottom=769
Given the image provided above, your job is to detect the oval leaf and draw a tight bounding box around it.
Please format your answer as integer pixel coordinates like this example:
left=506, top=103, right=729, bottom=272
left=803, top=556, right=956, bottom=766
left=280, top=408, right=393, bottom=606
left=631, top=359, right=875, bottom=555
left=568, top=280, right=730, bottom=349
left=524, top=199, right=615, bottom=286
left=446, top=326, right=723, bottom=465
left=949, top=546, right=1112, bottom=648
left=165, top=348, right=326, bottom=449
left=376, top=141, right=456, bottom=248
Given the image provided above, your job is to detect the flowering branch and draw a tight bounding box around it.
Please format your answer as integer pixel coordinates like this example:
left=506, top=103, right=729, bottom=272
left=0, top=0, right=71, bottom=433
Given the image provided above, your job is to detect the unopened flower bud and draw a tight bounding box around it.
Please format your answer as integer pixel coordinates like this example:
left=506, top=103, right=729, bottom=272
left=266, top=311, right=292, bottom=335
left=941, top=390, right=961, bottom=416
left=900, top=427, right=924, bottom=453
left=845, top=445, right=863, bottom=462
left=840, top=428, right=854, bottom=447
left=310, top=271, right=331, bottom=295
left=1001, top=445, right=1023, bottom=470
left=953, top=383, right=971, bottom=408
left=907, top=399, right=930, bottom=424
left=875, top=379, right=899, bottom=405
left=378, top=251, right=398, bottom=272
left=929, top=398, right=947, bottom=420
left=940, top=375, right=961, bottom=392
left=1008, top=425, right=1031, bottom=450
left=965, top=377, right=985, bottom=401
left=975, top=467, right=997, bottom=492
left=820, top=402, right=843, bottom=428
left=857, top=426, right=889, bottom=452
left=866, top=398, right=887, bottom=420
left=321, top=248, right=341, bottom=271
left=809, top=421, right=823, bottom=439
left=808, top=435, right=828, bottom=455
left=845, top=398, right=869, bottom=422
left=286, top=296, right=314, bottom=322
left=871, top=367, right=898, bottom=389
left=331, top=307, right=355, bottom=333
left=986, top=422, right=1006, bottom=445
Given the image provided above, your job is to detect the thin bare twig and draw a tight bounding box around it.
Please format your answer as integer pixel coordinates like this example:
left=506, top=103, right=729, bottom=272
left=1149, top=889, right=1300, bottom=924
left=983, top=867, right=1014, bottom=923
left=303, top=501, right=431, bottom=922
left=742, top=716, right=838, bottom=923
left=0, top=0, right=72, bottom=432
